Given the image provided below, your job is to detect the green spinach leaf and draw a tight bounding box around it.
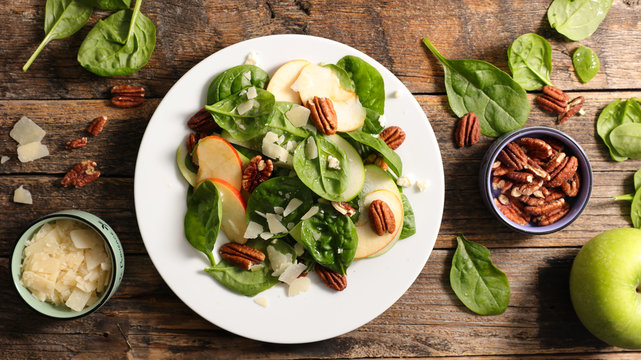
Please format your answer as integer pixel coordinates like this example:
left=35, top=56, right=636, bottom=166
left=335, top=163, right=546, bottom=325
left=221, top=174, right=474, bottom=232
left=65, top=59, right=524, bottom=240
left=597, top=99, right=628, bottom=161
left=207, top=65, right=270, bottom=105
left=80, top=0, right=130, bottom=10
left=184, top=180, right=222, bottom=266
left=450, top=234, right=510, bottom=315
left=269, top=102, right=312, bottom=139
left=344, top=130, right=402, bottom=176
left=324, top=64, right=355, bottom=92
left=77, top=0, right=156, bottom=76
left=23, top=0, right=93, bottom=72
left=610, top=123, right=641, bottom=159
left=291, top=203, right=358, bottom=274
left=399, top=193, right=416, bottom=240
left=293, top=135, right=349, bottom=201
left=361, top=108, right=384, bottom=134
left=206, top=88, right=275, bottom=141
left=507, top=33, right=553, bottom=91
left=547, top=0, right=613, bottom=41
left=612, top=169, right=641, bottom=201
left=423, top=38, right=529, bottom=137
left=572, top=46, right=600, bottom=83
left=337, top=55, right=386, bottom=115
left=632, top=189, right=641, bottom=229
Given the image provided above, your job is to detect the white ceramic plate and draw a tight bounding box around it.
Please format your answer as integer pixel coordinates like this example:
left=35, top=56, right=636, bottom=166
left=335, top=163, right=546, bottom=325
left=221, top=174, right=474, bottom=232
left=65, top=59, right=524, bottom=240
left=134, top=34, right=444, bottom=344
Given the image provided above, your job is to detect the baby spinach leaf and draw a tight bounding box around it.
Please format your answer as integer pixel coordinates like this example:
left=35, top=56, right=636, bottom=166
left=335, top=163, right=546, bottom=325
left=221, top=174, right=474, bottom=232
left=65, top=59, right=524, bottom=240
left=597, top=99, right=628, bottom=161
left=450, top=234, right=510, bottom=315
left=337, top=55, right=386, bottom=115
left=80, top=0, right=130, bottom=10
left=423, top=38, right=529, bottom=137
left=612, top=169, right=641, bottom=201
left=572, top=46, right=600, bottom=83
left=77, top=0, right=156, bottom=76
left=507, top=33, right=553, bottom=91
left=291, top=203, right=358, bottom=274
left=610, top=123, right=641, bottom=159
left=631, top=190, right=641, bottom=229
left=361, top=108, right=384, bottom=134
left=246, top=176, right=315, bottom=236
left=614, top=194, right=634, bottom=202
left=269, top=102, right=312, bottom=139
left=399, top=193, right=416, bottom=240
left=184, top=181, right=222, bottom=266
left=344, top=130, right=402, bottom=176
left=23, top=0, right=93, bottom=72
left=206, top=88, right=275, bottom=141
left=324, top=64, right=355, bottom=92
left=293, top=135, right=349, bottom=201
left=207, top=65, right=270, bottom=105
left=205, top=239, right=278, bottom=296
left=547, top=0, right=612, bottom=41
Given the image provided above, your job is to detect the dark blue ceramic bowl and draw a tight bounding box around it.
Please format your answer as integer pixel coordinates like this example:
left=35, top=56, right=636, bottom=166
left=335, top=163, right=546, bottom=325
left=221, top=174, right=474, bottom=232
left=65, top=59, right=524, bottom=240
left=479, top=126, right=592, bottom=234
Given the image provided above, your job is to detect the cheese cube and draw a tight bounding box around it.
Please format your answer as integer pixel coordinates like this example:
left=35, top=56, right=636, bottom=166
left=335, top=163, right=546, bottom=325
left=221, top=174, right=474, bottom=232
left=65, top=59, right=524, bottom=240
left=10, top=116, right=46, bottom=145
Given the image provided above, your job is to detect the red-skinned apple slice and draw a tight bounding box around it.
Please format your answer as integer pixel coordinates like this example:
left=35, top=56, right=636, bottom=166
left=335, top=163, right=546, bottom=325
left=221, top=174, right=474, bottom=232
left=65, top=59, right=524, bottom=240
left=207, top=178, right=248, bottom=244
left=195, top=136, right=243, bottom=190
left=266, top=59, right=311, bottom=104
left=354, top=189, right=403, bottom=259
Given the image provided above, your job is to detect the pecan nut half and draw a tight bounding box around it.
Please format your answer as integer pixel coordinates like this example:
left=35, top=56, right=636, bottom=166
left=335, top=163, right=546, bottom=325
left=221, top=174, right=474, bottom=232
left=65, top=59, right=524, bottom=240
left=455, top=112, right=481, bottom=148
left=558, top=96, right=585, bottom=124
left=497, top=142, right=528, bottom=170
left=61, top=160, right=101, bottom=188
left=494, top=198, right=528, bottom=225
left=219, top=243, right=265, bottom=270
left=331, top=201, right=356, bottom=216
left=241, top=155, right=273, bottom=193
left=307, top=96, right=337, bottom=135
left=316, top=264, right=347, bottom=291
left=187, top=107, right=218, bottom=134
left=537, top=86, right=570, bottom=115
left=379, top=126, right=406, bottom=150
left=548, top=156, right=578, bottom=188
left=65, top=137, right=88, bottom=149
left=369, top=200, right=395, bottom=235
left=111, top=85, right=145, bottom=108
left=518, top=137, right=554, bottom=160
left=561, top=172, right=580, bottom=197
left=87, top=116, right=108, bottom=136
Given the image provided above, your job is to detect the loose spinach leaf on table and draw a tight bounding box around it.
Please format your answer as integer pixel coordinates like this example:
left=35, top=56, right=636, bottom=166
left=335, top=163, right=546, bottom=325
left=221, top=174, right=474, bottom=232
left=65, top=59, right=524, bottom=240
left=507, top=33, right=553, bottom=91
left=631, top=189, right=641, bottom=229
left=547, top=0, right=613, bottom=41
left=399, top=193, right=416, bottom=240
left=207, top=65, right=270, bottom=105
left=206, top=88, right=275, bottom=141
left=572, top=46, right=600, bottom=84
left=337, top=55, right=386, bottom=115
left=77, top=0, right=156, bottom=76
left=344, top=130, right=402, bottom=176
left=291, top=203, right=358, bottom=275
left=423, top=38, right=529, bottom=138
left=23, top=0, right=93, bottom=72
left=450, top=234, right=510, bottom=315
left=613, top=169, right=641, bottom=202
left=597, top=99, right=628, bottom=162
left=609, top=123, right=641, bottom=159
left=205, top=239, right=279, bottom=296
left=80, top=0, right=130, bottom=10
left=184, top=180, right=222, bottom=266
left=293, top=135, right=349, bottom=201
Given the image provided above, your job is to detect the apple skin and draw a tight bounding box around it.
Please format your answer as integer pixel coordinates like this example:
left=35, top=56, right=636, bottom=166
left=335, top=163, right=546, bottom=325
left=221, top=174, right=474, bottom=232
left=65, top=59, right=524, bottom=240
left=570, top=228, right=641, bottom=349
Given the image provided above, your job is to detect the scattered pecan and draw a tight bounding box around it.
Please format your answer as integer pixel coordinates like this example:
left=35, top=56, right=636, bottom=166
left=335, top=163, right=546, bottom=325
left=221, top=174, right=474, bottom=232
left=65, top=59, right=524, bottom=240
left=241, top=155, right=273, bottom=193
left=65, top=137, right=87, bottom=149
left=186, top=133, right=198, bottom=154
left=548, top=156, right=578, bottom=188
left=455, top=112, right=481, bottom=148
left=187, top=107, right=218, bottom=133
left=374, top=156, right=389, bottom=171
left=111, top=85, right=145, bottom=108
left=87, top=116, right=108, bottom=136
left=519, top=137, right=554, bottom=160
left=61, top=160, right=101, bottom=188
left=219, top=243, right=265, bottom=270
left=537, top=86, right=570, bottom=115
left=558, top=96, right=585, bottom=124
left=369, top=200, right=395, bottom=236
left=331, top=201, right=356, bottom=216
left=561, top=172, right=580, bottom=197
left=379, top=126, right=406, bottom=150
left=306, top=96, right=337, bottom=135
left=315, top=264, right=347, bottom=291
left=497, top=142, right=528, bottom=170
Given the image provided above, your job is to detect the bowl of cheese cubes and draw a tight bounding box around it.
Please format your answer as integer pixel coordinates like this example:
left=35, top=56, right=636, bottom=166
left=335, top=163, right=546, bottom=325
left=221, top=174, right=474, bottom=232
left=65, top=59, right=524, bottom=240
left=10, top=210, right=124, bottom=318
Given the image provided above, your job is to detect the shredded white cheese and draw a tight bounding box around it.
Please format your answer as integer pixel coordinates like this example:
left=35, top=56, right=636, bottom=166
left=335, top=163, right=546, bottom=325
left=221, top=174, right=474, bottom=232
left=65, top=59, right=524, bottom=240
left=246, top=86, right=257, bottom=100
left=1, top=156, right=9, bottom=164
left=244, top=51, right=259, bottom=66
left=254, top=296, right=269, bottom=308
left=283, top=198, right=303, bottom=217
left=13, top=185, right=33, bottom=204
left=288, top=276, right=311, bottom=297
left=327, top=155, right=341, bottom=170
left=243, top=221, right=264, bottom=239
left=416, top=180, right=428, bottom=192
left=397, top=175, right=414, bottom=188
left=301, top=206, right=319, bottom=220
left=285, top=105, right=311, bottom=127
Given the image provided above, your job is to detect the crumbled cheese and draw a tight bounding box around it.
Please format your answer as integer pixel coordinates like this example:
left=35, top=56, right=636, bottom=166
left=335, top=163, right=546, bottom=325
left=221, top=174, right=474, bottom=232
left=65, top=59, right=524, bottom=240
left=288, top=276, right=311, bottom=297
left=10, top=116, right=46, bottom=145
left=301, top=206, right=319, bottom=220
left=17, top=141, right=49, bottom=162
left=390, top=90, right=401, bottom=99
left=254, top=210, right=267, bottom=219
left=397, top=175, right=414, bottom=188
left=246, top=86, right=258, bottom=100
left=279, top=263, right=307, bottom=284
left=378, top=115, right=387, bottom=127
left=259, top=232, right=274, bottom=240
left=262, top=131, right=291, bottom=163
left=267, top=245, right=293, bottom=276
left=13, top=185, right=33, bottom=204
left=327, top=155, right=341, bottom=170
left=285, top=141, right=297, bottom=152
left=283, top=198, right=303, bottom=217
left=285, top=105, right=311, bottom=127
left=273, top=206, right=284, bottom=215
left=294, top=243, right=305, bottom=256
left=244, top=51, right=259, bottom=66
left=1, top=156, right=9, bottom=164
left=243, top=71, right=252, bottom=81
left=236, top=99, right=256, bottom=116
left=578, top=109, right=586, bottom=116
left=243, top=221, right=264, bottom=239
left=254, top=296, right=269, bottom=308
left=416, top=180, right=428, bottom=192
left=266, top=213, right=288, bottom=234
left=305, top=136, right=318, bottom=159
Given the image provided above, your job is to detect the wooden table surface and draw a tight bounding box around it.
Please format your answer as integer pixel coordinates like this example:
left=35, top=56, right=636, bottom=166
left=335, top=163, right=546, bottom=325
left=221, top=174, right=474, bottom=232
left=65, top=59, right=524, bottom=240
left=2, top=0, right=641, bottom=358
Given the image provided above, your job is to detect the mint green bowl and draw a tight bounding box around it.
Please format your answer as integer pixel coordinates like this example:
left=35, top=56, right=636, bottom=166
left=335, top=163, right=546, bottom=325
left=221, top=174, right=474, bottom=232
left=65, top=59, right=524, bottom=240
left=10, top=210, right=125, bottom=319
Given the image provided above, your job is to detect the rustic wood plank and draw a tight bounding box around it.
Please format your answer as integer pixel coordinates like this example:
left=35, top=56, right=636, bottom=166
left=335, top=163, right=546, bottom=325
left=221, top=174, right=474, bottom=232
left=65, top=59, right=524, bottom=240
left=2, top=1, right=641, bottom=100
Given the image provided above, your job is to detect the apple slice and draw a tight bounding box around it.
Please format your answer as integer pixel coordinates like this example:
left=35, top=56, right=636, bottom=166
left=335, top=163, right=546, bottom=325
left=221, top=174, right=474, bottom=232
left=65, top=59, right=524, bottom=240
left=195, top=136, right=243, bottom=190
left=207, top=178, right=248, bottom=244
left=359, top=164, right=401, bottom=207
left=266, top=60, right=311, bottom=104
left=326, top=134, right=365, bottom=201
left=176, top=142, right=197, bottom=187
left=292, top=63, right=366, bottom=132
left=354, top=189, right=403, bottom=259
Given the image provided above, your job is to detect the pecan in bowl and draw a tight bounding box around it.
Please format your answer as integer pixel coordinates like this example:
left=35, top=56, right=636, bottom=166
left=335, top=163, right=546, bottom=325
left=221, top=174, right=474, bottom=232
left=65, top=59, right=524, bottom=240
left=479, top=126, right=592, bottom=234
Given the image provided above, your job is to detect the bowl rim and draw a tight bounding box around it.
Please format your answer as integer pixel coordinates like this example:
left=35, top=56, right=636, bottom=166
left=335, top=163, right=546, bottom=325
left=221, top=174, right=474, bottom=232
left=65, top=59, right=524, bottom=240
left=10, top=212, right=118, bottom=319
left=482, top=126, right=593, bottom=235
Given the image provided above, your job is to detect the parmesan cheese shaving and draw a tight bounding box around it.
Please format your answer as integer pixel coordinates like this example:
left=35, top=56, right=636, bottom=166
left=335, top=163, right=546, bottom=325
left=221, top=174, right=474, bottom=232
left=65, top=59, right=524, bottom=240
left=283, top=198, right=302, bottom=217
left=13, top=185, right=33, bottom=204
left=287, top=276, right=311, bottom=297
left=301, top=206, right=319, bottom=220
left=10, top=116, right=46, bottom=145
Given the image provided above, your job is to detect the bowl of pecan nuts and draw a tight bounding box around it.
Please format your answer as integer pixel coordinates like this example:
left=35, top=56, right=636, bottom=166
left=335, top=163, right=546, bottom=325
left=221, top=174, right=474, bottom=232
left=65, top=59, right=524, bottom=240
left=480, top=126, right=592, bottom=234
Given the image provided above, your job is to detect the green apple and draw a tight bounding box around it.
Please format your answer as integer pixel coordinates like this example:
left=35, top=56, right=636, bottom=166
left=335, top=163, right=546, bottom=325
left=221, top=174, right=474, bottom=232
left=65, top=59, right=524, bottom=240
left=326, top=134, right=365, bottom=201
left=570, top=228, right=641, bottom=349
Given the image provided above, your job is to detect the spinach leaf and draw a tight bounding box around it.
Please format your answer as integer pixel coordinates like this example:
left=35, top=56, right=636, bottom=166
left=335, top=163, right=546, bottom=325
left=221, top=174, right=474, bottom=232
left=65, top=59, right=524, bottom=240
left=80, top=0, right=130, bottom=10
left=612, top=169, right=641, bottom=201
left=547, top=0, right=613, bottom=41
left=184, top=181, right=222, bottom=266
left=324, top=64, right=355, bottom=92
left=293, top=135, right=349, bottom=201
left=632, top=189, right=641, bottom=229
left=423, top=38, right=529, bottom=137
left=291, top=203, right=358, bottom=274
left=399, top=193, right=416, bottom=240
left=610, top=123, right=641, bottom=159
left=450, top=234, right=510, bottom=315
left=361, top=108, right=384, bottom=134
left=269, top=102, right=312, bottom=139
left=597, top=99, right=628, bottom=161
left=507, top=33, right=553, bottom=91
left=77, top=0, right=156, bottom=76
left=337, top=55, right=386, bottom=115
left=23, top=0, right=93, bottom=72
left=344, top=130, right=402, bottom=176
left=205, top=239, right=278, bottom=296
left=572, top=46, right=600, bottom=84
left=246, top=176, right=315, bottom=237
left=206, top=88, right=275, bottom=141
left=207, top=65, right=270, bottom=105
